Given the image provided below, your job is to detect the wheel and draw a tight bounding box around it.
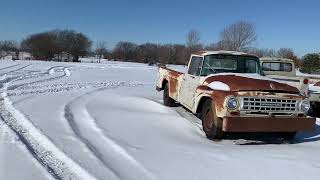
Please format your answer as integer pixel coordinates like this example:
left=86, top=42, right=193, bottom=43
left=280, top=132, right=296, bottom=140
left=201, top=99, right=223, bottom=140
left=163, top=83, right=175, bottom=107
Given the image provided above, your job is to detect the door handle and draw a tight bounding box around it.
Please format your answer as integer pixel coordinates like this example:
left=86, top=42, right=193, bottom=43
left=190, top=76, right=195, bottom=79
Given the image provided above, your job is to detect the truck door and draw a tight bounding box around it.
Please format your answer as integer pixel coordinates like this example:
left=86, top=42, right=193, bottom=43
left=179, top=56, right=203, bottom=109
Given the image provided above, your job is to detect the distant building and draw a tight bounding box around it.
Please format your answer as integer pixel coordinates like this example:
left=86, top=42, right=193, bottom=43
left=0, top=51, right=32, bottom=60
left=18, top=52, right=32, bottom=60
left=0, top=51, right=14, bottom=60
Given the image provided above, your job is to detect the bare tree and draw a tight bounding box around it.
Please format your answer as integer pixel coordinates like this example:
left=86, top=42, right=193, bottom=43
left=22, top=30, right=92, bottom=62
left=248, top=48, right=277, bottom=58
left=219, top=21, right=257, bottom=51
left=138, top=43, right=159, bottom=63
left=262, top=48, right=277, bottom=57
left=95, top=41, right=108, bottom=63
left=204, top=41, right=225, bottom=51
left=277, top=48, right=295, bottom=59
left=277, top=48, right=301, bottom=67
left=185, top=29, right=203, bottom=58
left=186, top=30, right=201, bottom=48
left=0, top=40, right=18, bottom=59
left=112, top=41, right=139, bottom=61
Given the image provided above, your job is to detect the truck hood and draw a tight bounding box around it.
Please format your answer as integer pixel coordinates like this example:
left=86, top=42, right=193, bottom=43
left=203, top=73, right=300, bottom=93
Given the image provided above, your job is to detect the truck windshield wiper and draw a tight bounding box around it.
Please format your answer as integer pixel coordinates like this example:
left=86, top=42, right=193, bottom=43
left=205, top=63, right=217, bottom=74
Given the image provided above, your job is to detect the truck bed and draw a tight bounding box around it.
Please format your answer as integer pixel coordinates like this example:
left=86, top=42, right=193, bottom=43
left=156, top=66, right=184, bottom=101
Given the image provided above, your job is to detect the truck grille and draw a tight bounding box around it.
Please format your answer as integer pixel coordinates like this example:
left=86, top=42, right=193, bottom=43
left=241, top=97, right=298, bottom=112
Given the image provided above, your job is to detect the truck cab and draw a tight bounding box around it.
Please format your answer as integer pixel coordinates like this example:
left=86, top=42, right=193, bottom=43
left=179, top=52, right=260, bottom=110
left=156, top=51, right=315, bottom=140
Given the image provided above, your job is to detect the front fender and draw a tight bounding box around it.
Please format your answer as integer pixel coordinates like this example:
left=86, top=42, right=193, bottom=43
left=194, top=85, right=236, bottom=118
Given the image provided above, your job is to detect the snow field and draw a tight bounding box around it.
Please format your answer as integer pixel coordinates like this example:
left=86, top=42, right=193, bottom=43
left=0, top=60, right=319, bottom=180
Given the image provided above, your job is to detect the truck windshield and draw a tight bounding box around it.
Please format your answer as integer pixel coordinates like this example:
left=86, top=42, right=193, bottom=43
left=201, top=55, right=260, bottom=76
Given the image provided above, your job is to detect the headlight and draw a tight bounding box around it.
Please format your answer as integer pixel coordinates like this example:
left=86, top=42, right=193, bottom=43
left=226, top=96, right=238, bottom=110
left=300, top=100, right=310, bottom=113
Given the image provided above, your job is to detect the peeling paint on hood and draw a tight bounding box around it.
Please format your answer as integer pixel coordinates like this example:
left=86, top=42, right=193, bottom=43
left=203, top=73, right=300, bottom=93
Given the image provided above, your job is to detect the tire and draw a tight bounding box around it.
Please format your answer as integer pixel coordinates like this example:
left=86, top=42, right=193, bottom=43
left=310, top=103, right=320, bottom=118
left=280, top=132, right=296, bottom=140
left=163, top=83, right=175, bottom=107
left=201, top=99, right=223, bottom=140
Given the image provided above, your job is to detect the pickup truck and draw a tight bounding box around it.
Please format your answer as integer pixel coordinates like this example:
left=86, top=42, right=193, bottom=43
left=260, top=57, right=320, bottom=117
left=156, top=51, right=315, bottom=140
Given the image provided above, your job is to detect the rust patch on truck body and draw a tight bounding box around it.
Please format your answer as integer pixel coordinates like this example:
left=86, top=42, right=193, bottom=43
left=223, top=116, right=316, bottom=132
left=168, top=69, right=183, bottom=98
left=195, top=74, right=303, bottom=118
left=237, top=91, right=304, bottom=100
left=157, top=67, right=183, bottom=100
left=195, top=86, right=236, bottom=117
left=161, top=67, right=183, bottom=77
left=203, top=75, right=299, bottom=93
left=195, top=86, right=306, bottom=118
left=210, top=90, right=236, bottom=115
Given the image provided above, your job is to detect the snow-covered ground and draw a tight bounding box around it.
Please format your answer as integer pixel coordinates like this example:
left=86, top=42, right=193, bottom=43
left=0, top=60, right=319, bottom=180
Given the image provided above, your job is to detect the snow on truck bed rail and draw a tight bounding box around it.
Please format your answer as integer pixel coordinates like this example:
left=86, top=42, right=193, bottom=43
left=0, top=59, right=319, bottom=180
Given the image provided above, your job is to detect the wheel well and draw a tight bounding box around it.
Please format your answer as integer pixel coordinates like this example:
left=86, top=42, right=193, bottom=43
left=161, top=79, right=168, bottom=90
left=196, top=96, right=212, bottom=114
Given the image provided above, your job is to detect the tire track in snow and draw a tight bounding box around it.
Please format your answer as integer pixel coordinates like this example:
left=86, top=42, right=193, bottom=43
left=0, top=64, right=35, bottom=89
left=0, top=64, right=33, bottom=88
left=7, top=81, right=121, bottom=97
left=64, top=82, right=157, bottom=180
left=0, top=64, right=31, bottom=76
left=0, top=111, right=56, bottom=180
left=0, top=66, right=63, bottom=90
left=8, top=66, right=71, bottom=91
left=0, top=65, right=98, bottom=180
left=0, top=64, right=20, bottom=71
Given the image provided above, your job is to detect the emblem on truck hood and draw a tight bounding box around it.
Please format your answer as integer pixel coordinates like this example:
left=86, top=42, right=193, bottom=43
left=270, top=83, right=275, bottom=90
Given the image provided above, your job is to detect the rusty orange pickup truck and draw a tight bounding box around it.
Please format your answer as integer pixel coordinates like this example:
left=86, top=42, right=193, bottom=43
left=156, top=51, right=316, bottom=140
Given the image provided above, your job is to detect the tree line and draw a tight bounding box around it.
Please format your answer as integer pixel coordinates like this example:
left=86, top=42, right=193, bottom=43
left=1, top=21, right=320, bottom=73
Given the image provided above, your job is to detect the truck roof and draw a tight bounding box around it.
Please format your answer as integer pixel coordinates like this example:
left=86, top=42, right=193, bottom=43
left=192, top=50, right=258, bottom=57
left=260, top=57, right=294, bottom=63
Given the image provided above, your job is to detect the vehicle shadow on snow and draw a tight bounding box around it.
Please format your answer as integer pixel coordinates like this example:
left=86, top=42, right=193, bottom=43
left=171, top=104, right=320, bottom=145
left=293, top=123, right=320, bottom=144
left=223, top=133, right=292, bottom=145
left=223, top=123, right=320, bottom=145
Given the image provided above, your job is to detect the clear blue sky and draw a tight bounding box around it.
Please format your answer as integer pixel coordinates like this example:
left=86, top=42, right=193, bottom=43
left=1, top=0, right=319, bottom=56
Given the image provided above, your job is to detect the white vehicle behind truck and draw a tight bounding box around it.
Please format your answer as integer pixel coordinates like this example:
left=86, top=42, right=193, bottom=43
left=260, top=57, right=320, bottom=117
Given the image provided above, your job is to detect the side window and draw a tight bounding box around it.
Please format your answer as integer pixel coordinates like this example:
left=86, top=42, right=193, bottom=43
left=188, top=56, right=203, bottom=76
left=246, top=60, right=258, bottom=73
left=270, top=63, right=281, bottom=71
left=262, top=62, right=292, bottom=72
left=262, top=63, right=270, bottom=71
left=262, top=62, right=271, bottom=71
left=281, top=63, right=293, bottom=72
